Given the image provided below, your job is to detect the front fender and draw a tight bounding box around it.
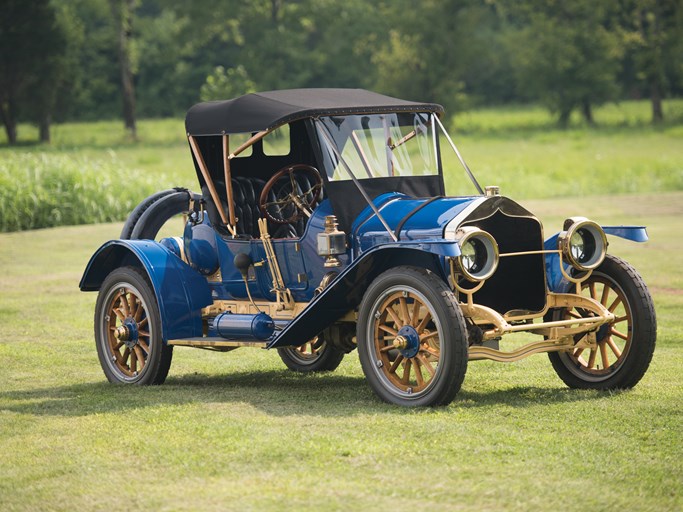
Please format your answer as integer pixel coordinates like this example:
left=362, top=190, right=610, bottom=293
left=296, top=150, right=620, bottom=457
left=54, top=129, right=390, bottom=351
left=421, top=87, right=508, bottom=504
left=80, top=240, right=213, bottom=341
left=268, top=240, right=460, bottom=348
left=544, top=225, right=648, bottom=293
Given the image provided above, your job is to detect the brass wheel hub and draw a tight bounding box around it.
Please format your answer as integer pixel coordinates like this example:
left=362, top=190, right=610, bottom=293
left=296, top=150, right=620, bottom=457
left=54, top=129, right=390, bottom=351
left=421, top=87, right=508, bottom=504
left=113, top=325, right=130, bottom=341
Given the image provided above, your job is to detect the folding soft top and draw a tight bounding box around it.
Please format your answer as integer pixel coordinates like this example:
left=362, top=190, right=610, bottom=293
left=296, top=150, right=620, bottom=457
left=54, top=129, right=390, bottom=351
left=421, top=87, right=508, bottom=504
left=185, top=88, right=444, bottom=136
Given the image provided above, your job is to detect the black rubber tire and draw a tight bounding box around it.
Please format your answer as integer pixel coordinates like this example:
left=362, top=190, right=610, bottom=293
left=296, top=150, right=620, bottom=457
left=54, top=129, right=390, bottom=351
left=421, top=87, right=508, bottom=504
left=121, top=188, right=201, bottom=240
left=277, top=337, right=345, bottom=372
left=357, top=266, right=468, bottom=407
left=548, top=255, right=656, bottom=390
left=95, top=266, right=173, bottom=385
left=121, top=189, right=177, bottom=239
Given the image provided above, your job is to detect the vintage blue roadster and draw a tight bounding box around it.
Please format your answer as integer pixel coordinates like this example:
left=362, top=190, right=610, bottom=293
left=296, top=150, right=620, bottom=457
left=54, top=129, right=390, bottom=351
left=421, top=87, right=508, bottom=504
left=80, top=89, right=656, bottom=406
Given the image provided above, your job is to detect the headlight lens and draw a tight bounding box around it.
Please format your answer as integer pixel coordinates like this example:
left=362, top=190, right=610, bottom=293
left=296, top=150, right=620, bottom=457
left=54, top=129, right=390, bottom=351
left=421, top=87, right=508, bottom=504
left=454, top=227, right=499, bottom=282
left=560, top=218, right=607, bottom=271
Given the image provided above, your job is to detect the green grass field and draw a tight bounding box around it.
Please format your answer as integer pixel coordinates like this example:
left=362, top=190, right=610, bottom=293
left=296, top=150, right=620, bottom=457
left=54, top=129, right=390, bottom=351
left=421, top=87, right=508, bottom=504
left=1, top=101, right=682, bottom=510
left=2, top=99, right=683, bottom=231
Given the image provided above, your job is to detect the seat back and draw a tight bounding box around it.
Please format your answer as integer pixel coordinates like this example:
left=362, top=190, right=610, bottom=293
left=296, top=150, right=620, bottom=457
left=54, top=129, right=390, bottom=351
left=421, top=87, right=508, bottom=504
left=212, top=175, right=310, bottom=239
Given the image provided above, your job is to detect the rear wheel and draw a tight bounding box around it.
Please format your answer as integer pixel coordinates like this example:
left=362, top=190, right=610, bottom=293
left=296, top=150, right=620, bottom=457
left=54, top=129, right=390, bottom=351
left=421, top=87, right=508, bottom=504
left=548, top=255, right=656, bottom=390
left=277, top=335, right=344, bottom=372
left=357, top=266, right=468, bottom=407
left=95, top=266, right=173, bottom=385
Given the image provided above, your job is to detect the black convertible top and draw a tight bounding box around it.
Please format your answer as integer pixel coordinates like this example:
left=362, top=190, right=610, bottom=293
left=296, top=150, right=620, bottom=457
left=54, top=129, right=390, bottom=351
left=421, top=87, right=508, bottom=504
left=185, top=88, right=444, bottom=136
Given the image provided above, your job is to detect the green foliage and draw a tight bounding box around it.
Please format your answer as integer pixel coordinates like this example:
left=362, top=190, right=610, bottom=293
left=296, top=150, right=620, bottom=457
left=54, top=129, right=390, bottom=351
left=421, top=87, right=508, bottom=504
left=0, top=152, right=167, bottom=231
left=0, top=0, right=70, bottom=142
left=4, top=0, right=683, bottom=141
left=199, top=65, right=256, bottom=101
left=503, top=0, right=624, bottom=125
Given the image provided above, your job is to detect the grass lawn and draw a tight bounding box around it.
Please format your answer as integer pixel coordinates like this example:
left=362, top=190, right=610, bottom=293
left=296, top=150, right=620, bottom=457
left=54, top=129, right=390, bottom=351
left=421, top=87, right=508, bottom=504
left=0, top=192, right=681, bottom=511
left=1, top=100, right=682, bottom=509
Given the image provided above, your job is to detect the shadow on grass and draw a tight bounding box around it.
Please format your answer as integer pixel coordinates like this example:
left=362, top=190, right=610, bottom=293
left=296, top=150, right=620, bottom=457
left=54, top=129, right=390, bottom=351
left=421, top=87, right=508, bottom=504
left=0, top=368, right=618, bottom=418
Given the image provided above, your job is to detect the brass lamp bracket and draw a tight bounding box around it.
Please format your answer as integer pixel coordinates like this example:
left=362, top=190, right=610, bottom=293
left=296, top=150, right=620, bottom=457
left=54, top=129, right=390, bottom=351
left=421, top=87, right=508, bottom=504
left=257, top=218, right=294, bottom=311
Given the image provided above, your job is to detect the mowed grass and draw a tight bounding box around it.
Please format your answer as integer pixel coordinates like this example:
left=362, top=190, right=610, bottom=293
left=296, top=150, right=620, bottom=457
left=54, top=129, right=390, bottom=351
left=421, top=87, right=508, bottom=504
left=0, top=192, right=682, bottom=511
left=1, top=101, right=682, bottom=509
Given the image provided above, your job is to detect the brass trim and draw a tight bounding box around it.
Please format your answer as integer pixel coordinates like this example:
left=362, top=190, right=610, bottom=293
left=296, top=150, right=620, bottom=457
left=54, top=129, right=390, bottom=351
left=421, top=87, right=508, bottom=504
left=558, top=218, right=608, bottom=272
left=202, top=299, right=310, bottom=320
left=258, top=218, right=294, bottom=310
left=469, top=340, right=571, bottom=362
left=484, top=185, right=500, bottom=197
left=499, top=249, right=558, bottom=258
left=462, top=291, right=615, bottom=363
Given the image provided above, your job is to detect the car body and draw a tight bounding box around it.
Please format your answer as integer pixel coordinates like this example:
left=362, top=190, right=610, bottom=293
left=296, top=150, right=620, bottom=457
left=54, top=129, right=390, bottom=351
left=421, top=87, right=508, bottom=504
left=81, top=89, right=656, bottom=406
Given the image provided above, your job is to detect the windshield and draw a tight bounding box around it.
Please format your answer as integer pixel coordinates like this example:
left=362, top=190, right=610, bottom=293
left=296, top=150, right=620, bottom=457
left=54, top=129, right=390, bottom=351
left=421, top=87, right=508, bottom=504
left=316, top=112, right=439, bottom=182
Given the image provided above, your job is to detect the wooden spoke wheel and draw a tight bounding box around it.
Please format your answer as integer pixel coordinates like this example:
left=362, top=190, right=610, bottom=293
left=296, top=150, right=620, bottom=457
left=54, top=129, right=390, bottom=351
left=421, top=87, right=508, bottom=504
left=95, top=267, right=173, bottom=385
left=357, top=266, right=468, bottom=407
left=277, top=335, right=344, bottom=372
left=549, top=255, right=656, bottom=390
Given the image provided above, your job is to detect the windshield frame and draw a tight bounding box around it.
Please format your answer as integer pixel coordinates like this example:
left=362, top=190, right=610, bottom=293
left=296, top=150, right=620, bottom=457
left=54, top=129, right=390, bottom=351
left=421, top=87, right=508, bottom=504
left=315, top=112, right=443, bottom=183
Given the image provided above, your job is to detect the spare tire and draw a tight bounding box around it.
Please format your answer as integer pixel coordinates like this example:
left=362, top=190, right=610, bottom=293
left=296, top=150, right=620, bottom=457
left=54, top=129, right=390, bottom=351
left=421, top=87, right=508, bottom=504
left=121, top=188, right=202, bottom=240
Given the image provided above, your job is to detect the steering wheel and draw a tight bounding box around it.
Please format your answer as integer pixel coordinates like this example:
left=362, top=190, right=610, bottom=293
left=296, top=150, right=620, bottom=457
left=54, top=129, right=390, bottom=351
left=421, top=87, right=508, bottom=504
left=259, top=164, right=324, bottom=225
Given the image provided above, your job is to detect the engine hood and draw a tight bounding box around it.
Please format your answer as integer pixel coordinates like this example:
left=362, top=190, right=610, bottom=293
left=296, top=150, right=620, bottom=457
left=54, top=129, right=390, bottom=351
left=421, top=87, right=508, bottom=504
left=352, top=193, right=538, bottom=253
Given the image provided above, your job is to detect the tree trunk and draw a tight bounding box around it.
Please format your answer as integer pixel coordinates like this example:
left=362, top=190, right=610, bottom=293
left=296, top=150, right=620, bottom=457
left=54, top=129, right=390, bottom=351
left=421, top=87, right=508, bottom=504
left=581, top=99, right=595, bottom=126
left=270, top=0, right=282, bottom=23
left=112, top=0, right=137, bottom=139
left=558, top=108, right=572, bottom=128
left=39, top=113, right=51, bottom=143
left=0, top=98, right=18, bottom=145
left=650, top=81, right=663, bottom=124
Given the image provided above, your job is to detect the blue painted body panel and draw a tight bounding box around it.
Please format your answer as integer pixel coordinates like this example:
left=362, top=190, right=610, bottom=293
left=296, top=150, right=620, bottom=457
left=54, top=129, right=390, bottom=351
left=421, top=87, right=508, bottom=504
left=602, top=226, right=648, bottom=242
left=352, top=195, right=479, bottom=254
left=79, top=240, right=213, bottom=340
left=544, top=225, right=649, bottom=293
left=212, top=311, right=275, bottom=340
left=267, top=240, right=460, bottom=348
left=207, top=200, right=350, bottom=303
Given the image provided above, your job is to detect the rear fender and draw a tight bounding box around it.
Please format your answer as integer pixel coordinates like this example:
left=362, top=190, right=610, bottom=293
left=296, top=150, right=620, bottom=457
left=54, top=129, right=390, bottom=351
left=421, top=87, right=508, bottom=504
left=268, top=240, right=460, bottom=348
left=544, top=225, right=648, bottom=293
left=80, top=240, right=213, bottom=341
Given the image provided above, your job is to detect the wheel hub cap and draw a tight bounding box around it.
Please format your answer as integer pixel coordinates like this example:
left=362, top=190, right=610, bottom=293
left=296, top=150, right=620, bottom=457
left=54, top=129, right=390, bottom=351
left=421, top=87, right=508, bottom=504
left=114, top=319, right=139, bottom=348
left=395, top=325, right=420, bottom=358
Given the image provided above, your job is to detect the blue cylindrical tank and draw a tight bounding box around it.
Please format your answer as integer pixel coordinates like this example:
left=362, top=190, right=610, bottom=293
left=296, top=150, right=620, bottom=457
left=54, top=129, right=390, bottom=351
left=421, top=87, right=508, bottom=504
left=212, top=311, right=275, bottom=340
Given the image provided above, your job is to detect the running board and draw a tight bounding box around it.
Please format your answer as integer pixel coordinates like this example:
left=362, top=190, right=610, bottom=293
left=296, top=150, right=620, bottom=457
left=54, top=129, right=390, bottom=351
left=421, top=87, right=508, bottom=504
left=168, top=337, right=268, bottom=349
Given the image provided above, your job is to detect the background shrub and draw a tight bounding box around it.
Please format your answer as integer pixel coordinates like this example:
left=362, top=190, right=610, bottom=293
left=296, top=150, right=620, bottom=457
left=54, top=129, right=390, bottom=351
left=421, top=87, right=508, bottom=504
left=0, top=153, right=167, bottom=232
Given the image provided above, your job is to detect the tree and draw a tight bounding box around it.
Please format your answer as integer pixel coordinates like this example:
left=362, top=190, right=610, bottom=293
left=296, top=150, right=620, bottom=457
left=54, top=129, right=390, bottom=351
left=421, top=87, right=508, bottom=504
left=200, top=65, right=256, bottom=101
left=502, top=0, right=623, bottom=126
left=110, top=0, right=138, bottom=138
left=0, top=0, right=66, bottom=144
left=620, top=0, right=683, bottom=123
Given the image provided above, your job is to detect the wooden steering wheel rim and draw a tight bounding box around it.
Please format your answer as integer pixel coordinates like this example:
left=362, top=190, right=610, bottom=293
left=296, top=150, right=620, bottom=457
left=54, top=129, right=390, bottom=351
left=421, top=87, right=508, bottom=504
left=259, top=164, right=323, bottom=225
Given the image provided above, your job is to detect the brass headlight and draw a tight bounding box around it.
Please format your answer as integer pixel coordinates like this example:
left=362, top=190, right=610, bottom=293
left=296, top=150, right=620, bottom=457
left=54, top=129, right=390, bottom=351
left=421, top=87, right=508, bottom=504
left=559, top=217, right=607, bottom=271
left=454, top=227, right=499, bottom=282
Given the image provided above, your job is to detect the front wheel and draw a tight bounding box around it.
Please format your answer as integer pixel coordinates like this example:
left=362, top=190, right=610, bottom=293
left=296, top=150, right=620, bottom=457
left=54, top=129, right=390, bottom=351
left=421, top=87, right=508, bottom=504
left=357, top=266, right=468, bottom=407
left=94, top=266, right=173, bottom=384
left=548, top=255, right=656, bottom=390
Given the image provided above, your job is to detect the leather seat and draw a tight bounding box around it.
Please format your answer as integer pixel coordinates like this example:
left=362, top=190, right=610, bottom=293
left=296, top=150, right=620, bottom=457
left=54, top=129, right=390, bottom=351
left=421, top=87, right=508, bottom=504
left=214, top=176, right=303, bottom=238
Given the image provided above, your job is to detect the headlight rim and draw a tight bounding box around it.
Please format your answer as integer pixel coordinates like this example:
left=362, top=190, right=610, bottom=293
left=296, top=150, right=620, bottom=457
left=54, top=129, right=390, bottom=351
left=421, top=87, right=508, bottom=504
left=559, top=217, right=607, bottom=272
left=454, top=227, right=499, bottom=282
